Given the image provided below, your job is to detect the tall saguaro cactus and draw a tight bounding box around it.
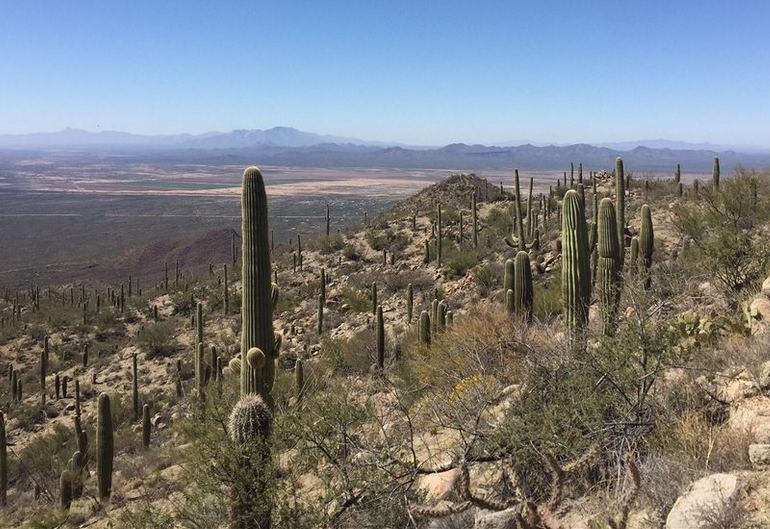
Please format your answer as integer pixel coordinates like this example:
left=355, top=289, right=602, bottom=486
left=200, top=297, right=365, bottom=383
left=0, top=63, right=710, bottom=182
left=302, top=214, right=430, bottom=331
left=472, top=191, right=478, bottom=248
left=240, top=167, right=277, bottom=402
left=561, top=190, right=591, bottom=346
left=597, top=198, right=621, bottom=335
left=712, top=156, right=720, bottom=193
left=376, top=306, right=385, bottom=369
left=513, top=251, right=533, bottom=321
left=419, top=310, right=431, bottom=346
left=96, top=393, right=113, bottom=501
left=406, top=283, right=413, bottom=323
left=615, top=157, right=626, bottom=267
left=0, top=412, right=6, bottom=507
left=436, top=203, right=443, bottom=266
left=512, top=170, right=525, bottom=250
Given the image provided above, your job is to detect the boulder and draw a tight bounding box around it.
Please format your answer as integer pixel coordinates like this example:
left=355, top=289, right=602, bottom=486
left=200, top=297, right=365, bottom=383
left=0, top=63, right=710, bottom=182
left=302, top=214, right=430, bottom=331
left=761, top=276, right=770, bottom=297
left=665, top=473, right=743, bottom=529
left=748, top=444, right=770, bottom=467
left=417, top=468, right=460, bottom=502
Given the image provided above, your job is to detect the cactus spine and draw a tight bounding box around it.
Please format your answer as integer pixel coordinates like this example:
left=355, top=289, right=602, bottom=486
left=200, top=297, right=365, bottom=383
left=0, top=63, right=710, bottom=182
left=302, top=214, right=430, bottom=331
left=597, top=198, right=621, bottom=335
left=96, top=393, right=113, bottom=501
left=639, top=204, right=654, bottom=288
left=514, top=251, right=533, bottom=321
left=240, top=167, right=277, bottom=402
left=615, top=157, right=626, bottom=267
left=561, top=190, right=591, bottom=346
left=419, top=310, right=431, bottom=346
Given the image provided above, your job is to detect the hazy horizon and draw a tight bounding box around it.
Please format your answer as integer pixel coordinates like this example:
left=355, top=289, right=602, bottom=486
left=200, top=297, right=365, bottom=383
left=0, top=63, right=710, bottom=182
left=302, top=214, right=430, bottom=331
left=2, top=1, right=770, bottom=146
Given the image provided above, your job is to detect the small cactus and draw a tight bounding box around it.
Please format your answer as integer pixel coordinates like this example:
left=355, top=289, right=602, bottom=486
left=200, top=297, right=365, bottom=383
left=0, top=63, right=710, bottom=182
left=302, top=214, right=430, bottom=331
left=503, top=259, right=514, bottom=297
left=629, top=236, right=639, bottom=272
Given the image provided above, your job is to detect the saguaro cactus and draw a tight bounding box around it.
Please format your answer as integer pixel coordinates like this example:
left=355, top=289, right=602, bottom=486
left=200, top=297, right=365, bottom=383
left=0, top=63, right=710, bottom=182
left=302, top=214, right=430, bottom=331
left=503, top=259, right=515, bottom=297
left=96, top=393, right=113, bottom=501
left=419, top=310, right=431, bottom=346
left=472, top=191, right=478, bottom=248
left=712, top=156, right=720, bottom=193
left=317, top=294, right=324, bottom=335
left=406, top=283, right=413, bottom=323
left=295, top=359, right=305, bottom=401
left=674, top=163, right=681, bottom=183
left=376, top=306, right=385, bottom=369
left=615, top=157, right=626, bottom=267
left=132, top=352, right=139, bottom=419
left=639, top=204, right=655, bottom=288
left=0, top=413, right=6, bottom=506
left=142, top=404, right=151, bottom=449
left=510, top=170, right=525, bottom=250
left=561, top=190, right=591, bottom=345
left=437, top=203, right=443, bottom=266
left=240, top=167, right=277, bottom=402
left=514, top=251, right=533, bottom=321
left=228, top=394, right=273, bottom=529
left=597, top=198, right=621, bottom=335
left=505, top=289, right=514, bottom=314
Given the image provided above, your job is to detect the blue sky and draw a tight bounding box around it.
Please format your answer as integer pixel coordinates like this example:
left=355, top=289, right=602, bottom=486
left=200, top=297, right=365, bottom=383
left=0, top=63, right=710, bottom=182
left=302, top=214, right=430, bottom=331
left=1, top=1, right=769, bottom=146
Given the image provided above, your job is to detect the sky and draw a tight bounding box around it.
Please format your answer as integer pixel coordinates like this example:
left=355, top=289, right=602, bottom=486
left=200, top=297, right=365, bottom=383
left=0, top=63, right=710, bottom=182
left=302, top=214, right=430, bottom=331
left=1, top=1, right=770, bottom=146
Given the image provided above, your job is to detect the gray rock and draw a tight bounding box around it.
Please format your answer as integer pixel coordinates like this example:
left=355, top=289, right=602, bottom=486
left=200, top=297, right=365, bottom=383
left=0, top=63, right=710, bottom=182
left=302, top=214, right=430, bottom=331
left=666, top=473, right=743, bottom=529
left=474, top=508, right=517, bottom=529
left=748, top=443, right=770, bottom=467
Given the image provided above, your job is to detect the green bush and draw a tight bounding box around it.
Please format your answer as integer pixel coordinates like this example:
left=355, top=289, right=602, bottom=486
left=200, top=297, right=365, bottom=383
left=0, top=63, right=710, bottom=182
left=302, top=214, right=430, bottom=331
left=136, top=320, right=179, bottom=358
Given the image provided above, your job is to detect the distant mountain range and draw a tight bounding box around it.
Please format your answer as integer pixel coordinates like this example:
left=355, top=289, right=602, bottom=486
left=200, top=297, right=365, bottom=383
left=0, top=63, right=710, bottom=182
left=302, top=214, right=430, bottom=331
left=1, top=127, right=769, bottom=172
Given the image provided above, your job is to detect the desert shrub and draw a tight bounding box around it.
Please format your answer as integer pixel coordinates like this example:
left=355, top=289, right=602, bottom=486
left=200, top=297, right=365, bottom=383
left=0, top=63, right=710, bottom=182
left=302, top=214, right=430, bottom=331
left=136, top=320, right=179, bottom=358
left=674, top=169, right=770, bottom=292
left=444, top=248, right=478, bottom=279
left=473, top=262, right=498, bottom=296
left=310, top=234, right=345, bottom=254
left=532, top=272, right=562, bottom=321
left=342, top=243, right=362, bottom=261
left=9, top=400, right=46, bottom=431
left=340, top=287, right=370, bottom=313
left=320, top=328, right=377, bottom=375
left=382, top=269, right=433, bottom=293
left=364, top=228, right=410, bottom=252
left=170, top=290, right=195, bottom=315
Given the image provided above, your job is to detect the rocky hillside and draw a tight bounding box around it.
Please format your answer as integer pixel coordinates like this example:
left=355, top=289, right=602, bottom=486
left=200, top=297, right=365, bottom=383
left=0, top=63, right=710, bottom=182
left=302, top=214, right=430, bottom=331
left=0, top=162, right=769, bottom=529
